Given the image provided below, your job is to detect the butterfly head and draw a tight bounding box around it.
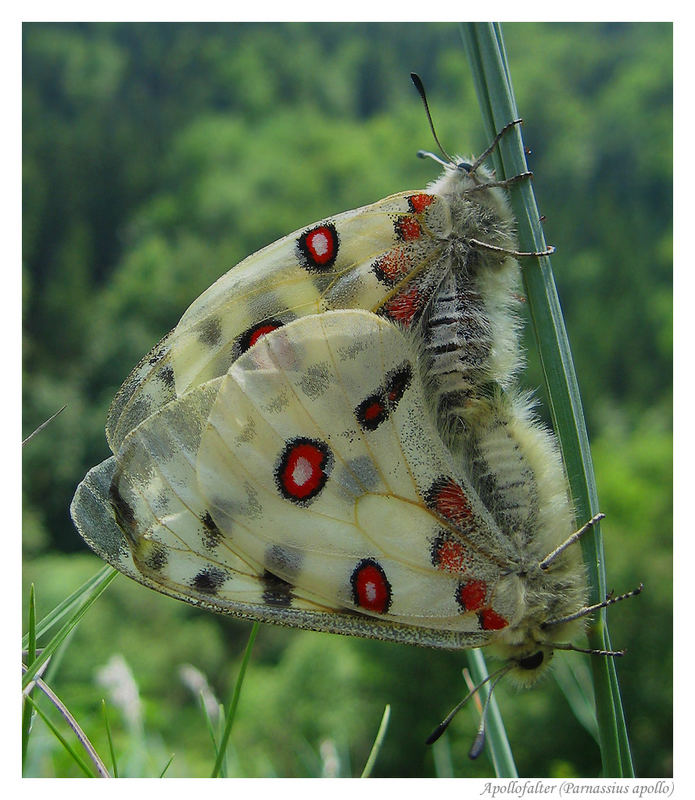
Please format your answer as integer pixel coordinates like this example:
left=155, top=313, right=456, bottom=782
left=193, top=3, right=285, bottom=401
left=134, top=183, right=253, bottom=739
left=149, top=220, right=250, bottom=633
left=455, top=159, right=474, bottom=173
left=495, top=640, right=556, bottom=688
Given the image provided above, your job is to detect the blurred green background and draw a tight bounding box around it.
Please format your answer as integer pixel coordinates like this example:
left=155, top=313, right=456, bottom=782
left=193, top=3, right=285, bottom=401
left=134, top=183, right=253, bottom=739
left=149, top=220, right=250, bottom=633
left=22, top=22, right=672, bottom=778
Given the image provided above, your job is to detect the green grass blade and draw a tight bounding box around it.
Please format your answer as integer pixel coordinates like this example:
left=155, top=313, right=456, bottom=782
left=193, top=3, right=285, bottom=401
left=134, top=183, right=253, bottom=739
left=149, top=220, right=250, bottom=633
left=22, top=585, right=38, bottom=770
left=24, top=670, right=111, bottom=776
left=22, top=567, right=119, bottom=690
left=23, top=693, right=99, bottom=778
left=22, top=564, right=115, bottom=649
left=466, top=649, right=518, bottom=777
left=460, top=21, right=634, bottom=777
left=552, top=657, right=599, bottom=743
left=211, top=621, right=259, bottom=778
left=360, top=704, right=391, bottom=778
left=101, top=700, right=119, bottom=778
left=159, top=754, right=175, bottom=777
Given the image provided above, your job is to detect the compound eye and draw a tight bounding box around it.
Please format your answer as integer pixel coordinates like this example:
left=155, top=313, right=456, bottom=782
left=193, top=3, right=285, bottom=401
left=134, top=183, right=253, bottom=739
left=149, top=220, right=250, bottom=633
left=457, top=161, right=473, bottom=173
left=518, top=651, right=545, bottom=670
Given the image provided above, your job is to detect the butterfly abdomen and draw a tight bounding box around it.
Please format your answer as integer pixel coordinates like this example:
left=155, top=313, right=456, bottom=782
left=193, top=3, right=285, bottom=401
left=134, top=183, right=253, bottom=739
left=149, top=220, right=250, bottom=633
left=422, top=278, right=493, bottom=416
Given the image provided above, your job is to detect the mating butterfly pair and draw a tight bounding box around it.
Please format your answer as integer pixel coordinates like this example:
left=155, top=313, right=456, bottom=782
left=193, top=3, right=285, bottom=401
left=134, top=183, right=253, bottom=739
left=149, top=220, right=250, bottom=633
left=71, top=85, right=633, bottom=752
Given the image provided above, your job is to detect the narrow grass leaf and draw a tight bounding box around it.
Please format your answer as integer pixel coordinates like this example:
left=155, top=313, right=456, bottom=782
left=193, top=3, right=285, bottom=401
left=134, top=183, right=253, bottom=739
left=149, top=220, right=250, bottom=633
left=22, top=568, right=119, bottom=690
left=360, top=704, right=391, bottom=778
left=23, top=693, right=99, bottom=778
left=460, top=21, right=634, bottom=777
left=466, top=649, right=517, bottom=777
left=22, top=564, right=115, bottom=649
left=211, top=621, right=259, bottom=778
left=101, top=700, right=119, bottom=778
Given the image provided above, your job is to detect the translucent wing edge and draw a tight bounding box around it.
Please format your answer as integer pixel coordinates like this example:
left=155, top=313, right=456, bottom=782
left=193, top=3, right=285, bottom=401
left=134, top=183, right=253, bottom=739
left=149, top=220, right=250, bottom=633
left=70, top=458, right=486, bottom=651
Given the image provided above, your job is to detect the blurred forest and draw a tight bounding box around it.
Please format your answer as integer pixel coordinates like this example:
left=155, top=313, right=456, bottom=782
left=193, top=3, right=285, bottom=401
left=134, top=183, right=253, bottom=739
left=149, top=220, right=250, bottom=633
left=22, top=22, right=672, bottom=778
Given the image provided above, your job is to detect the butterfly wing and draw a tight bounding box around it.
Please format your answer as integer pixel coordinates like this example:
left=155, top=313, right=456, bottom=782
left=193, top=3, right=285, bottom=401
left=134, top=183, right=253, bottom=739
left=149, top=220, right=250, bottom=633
left=72, top=310, right=521, bottom=648
left=105, top=191, right=452, bottom=451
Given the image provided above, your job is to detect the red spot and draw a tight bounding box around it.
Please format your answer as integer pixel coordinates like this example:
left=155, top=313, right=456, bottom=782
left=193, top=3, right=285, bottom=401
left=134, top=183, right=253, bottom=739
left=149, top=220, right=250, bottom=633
left=459, top=580, right=487, bottom=611
left=385, top=364, right=412, bottom=405
left=247, top=323, right=281, bottom=348
left=479, top=608, right=508, bottom=630
left=297, top=223, right=339, bottom=270
left=395, top=216, right=422, bottom=242
left=363, top=400, right=385, bottom=421
left=373, top=249, right=412, bottom=285
left=381, top=286, right=422, bottom=327
left=235, top=319, right=285, bottom=356
left=351, top=559, right=392, bottom=613
left=276, top=438, right=332, bottom=503
left=427, top=477, right=473, bottom=529
left=408, top=193, right=435, bottom=213
left=433, top=536, right=468, bottom=573
left=356, top=391, right=389, bottom=431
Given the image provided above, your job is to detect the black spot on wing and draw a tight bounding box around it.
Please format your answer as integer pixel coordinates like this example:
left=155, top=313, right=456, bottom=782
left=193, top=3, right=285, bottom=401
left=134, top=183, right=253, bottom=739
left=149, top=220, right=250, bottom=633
left=158, top=364, right=175, bottom=388
left=261, top=571, right=294, bottom=607
left=109, top=481, right=136, bottom=531
left=201, top=511, right=223, bottom=550
left=265, top=544, right=303, bottom=578
left=192, top=566, right=228, bottom=595
left=198, top=317, right=222, bottom=348
left=143, top=542, right=168, bottom=571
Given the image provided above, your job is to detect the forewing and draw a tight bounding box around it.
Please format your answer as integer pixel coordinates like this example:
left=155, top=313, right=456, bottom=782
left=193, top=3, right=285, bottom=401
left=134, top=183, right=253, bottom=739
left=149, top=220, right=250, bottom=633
left=105, top=191, right=452, bottom=451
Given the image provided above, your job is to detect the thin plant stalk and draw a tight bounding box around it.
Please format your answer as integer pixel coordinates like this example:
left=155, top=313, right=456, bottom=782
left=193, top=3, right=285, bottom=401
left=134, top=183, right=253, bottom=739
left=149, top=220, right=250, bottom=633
left=211, top=621, right=259, bottom=778
left=460, top=22, right=634, bottom=777
left=361, top=704, right=391, bottom=778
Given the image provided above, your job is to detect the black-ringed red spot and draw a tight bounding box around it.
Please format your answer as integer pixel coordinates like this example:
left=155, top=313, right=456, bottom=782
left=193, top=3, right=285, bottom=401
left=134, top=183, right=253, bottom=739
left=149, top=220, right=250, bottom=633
left=233, top=319, right=285, bottom=358
left=296, top=222, right=339, bottom=271
left=354, top=362, right=412, bottom=432
left=425, top=476, right=474, bottom=530
left=431, top=531, right=469, bottom=573
left=456, top=580, right=487, bottom=612
left=355, top=391, right=389, bottom=431
left=275, top=437, right=333, bottom=504
left=350, top=559, right=392, bottom=613
left=372, top=248, right=412, bottom=286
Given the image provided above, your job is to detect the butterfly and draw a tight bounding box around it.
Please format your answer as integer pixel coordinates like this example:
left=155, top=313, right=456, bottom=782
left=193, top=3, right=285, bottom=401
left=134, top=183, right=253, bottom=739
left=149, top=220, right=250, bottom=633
left=72, top=77, right=638, bottom=751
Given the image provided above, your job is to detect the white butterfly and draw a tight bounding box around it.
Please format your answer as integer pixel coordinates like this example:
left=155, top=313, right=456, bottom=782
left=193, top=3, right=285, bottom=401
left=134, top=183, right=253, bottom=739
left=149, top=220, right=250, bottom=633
left=72, top=96, right=638, bottom=749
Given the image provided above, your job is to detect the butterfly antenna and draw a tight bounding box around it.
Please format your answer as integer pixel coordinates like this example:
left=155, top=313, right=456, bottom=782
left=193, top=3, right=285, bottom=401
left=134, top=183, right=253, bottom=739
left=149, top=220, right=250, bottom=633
left=539, top=513, right=606, bottom=571
left=426, top=661, right=512, bottom=746
left=542, top=584, right=644, bottom=629
left=410, top=73, right=455, bottom=166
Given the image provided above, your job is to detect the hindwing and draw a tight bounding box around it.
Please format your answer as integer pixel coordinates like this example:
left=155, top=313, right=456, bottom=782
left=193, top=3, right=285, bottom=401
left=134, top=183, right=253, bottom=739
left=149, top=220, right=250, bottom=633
left=72, top=311, right=523, bottom=647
